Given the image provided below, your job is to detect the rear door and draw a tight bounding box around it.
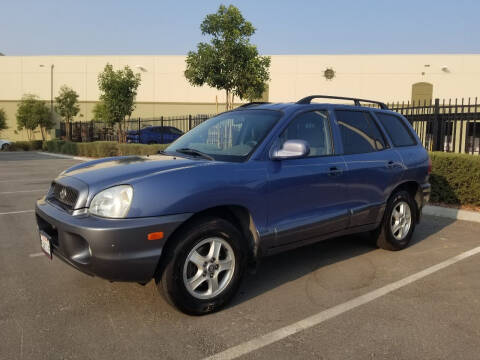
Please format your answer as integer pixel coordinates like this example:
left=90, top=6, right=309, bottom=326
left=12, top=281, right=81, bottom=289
left=267, top=109, right=350, bottom=249
left=374, top=111, right=429, bottom=185
left=334, top=109, right=404, bottom=227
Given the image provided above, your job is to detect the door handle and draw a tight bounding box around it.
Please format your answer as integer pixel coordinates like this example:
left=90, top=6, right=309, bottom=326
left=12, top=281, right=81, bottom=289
left=387, top=161, right=401, bottom=169
left=328, top=166, right=343, bottom=176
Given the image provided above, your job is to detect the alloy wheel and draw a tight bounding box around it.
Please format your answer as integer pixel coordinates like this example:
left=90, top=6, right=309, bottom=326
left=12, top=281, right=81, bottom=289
left=182, top=237, right=235, bottom=300
left=390, top=201, right=412, bottom=241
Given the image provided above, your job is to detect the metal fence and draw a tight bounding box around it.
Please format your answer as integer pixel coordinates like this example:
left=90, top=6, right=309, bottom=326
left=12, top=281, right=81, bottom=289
left=61, top=114, right=215, bottom=142
left=388, top=98, right=480, bottom=155
left=60, top=99, right=480, bottom=155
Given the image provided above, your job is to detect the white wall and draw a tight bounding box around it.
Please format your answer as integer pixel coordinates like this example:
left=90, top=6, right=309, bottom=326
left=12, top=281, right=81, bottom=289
left=1, top=54, right=479, bottom=104
left=269, top=54, right=480, bottom=103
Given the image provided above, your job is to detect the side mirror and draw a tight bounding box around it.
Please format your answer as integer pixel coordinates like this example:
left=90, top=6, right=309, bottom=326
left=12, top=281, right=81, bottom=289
left=271, top=140, right=310, bottom=160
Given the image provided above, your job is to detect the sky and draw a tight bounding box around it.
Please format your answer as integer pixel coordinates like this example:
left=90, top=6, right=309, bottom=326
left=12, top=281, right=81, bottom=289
left=1, top=0, right=479, bottom=55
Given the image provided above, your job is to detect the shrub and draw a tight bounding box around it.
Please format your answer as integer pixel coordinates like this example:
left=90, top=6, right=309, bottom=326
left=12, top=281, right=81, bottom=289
left=430, top=152, right=480, bottom=206
left=42, top=140, right=168, bottom=158
left=117, top=143, right=168, bottom=156
left=11, top=140, right=44, bottom=151
left=77, top=142, right=117, bottom=158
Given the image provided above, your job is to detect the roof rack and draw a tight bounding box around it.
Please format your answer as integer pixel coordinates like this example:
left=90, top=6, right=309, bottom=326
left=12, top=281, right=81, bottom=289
left=237, top=102, right=271, bottom=108
left=296, top=95, right=388, bottom=110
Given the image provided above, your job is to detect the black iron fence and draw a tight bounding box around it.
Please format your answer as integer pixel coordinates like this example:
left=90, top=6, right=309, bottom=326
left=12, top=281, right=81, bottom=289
left=60, top=114, right=215, bottom=143
left=60, top=99, right=480, bottom=155
left=388, top=98, right=480, bottom=155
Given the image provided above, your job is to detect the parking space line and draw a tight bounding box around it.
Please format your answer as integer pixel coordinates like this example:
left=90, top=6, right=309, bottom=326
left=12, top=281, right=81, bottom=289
left=36, top=151, right=91, bottom=161
left=0, top=210, right=35, bottom=215
left=0, top=189, right=45, bottom=195
left=29, top=252, right=44, bottom=258
left=205, top=246, right=480, bottom=360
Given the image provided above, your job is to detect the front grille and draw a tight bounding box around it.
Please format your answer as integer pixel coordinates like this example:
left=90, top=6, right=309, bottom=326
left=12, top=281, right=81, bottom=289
left=49, top=182, right=79, bottom=210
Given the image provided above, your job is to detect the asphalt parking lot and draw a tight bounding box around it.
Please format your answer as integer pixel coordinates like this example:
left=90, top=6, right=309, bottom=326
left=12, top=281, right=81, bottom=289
left=1, top=151, right=480, bottom=360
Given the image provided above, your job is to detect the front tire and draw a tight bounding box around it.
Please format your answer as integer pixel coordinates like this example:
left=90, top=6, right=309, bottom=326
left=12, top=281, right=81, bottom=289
left=372, top=190, right=416, bottom=251
left=158, top=217, right=245, bottom=315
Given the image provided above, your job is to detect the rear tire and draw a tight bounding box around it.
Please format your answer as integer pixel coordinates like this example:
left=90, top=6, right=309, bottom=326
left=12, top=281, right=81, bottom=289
left=1, top=143, right=10, bottom=151
left=157, top=216, right=245, bottom=315
left=372, top=190, right=416, bottom=251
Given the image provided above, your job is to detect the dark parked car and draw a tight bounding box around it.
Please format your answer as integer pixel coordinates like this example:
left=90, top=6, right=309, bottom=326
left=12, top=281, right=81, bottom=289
left=36, top=96, right=431, bottom=315
left=126, top=126, right=183, bottom=144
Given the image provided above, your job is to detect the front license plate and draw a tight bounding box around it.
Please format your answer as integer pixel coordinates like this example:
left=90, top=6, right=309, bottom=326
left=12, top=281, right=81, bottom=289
left=40, top=231, right=52, bottom=259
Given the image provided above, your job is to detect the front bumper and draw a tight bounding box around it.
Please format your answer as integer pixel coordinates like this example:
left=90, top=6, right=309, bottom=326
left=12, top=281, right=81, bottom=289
left=35, top=198, right=191, bottom=282
left=126, top=134, right=140, bottom=143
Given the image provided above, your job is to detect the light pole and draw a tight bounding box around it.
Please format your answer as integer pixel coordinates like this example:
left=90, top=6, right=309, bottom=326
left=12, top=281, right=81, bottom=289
left=39, top=64, right=54, bottom=114
left=133, top=65, right=148, bottom=139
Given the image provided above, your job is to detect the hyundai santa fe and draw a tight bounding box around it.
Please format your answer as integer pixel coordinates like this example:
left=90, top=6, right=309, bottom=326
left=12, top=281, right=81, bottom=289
left=35, top=95, right=431, bottom=315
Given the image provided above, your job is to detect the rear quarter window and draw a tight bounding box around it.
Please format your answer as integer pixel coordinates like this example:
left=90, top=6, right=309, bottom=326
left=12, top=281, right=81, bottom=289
left=376, top=113, right=417, bottom=147
left=335, top=110, right=386, bottom=155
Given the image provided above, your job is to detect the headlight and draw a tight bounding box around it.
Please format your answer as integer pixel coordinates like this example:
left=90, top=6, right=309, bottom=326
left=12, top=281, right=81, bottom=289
left=89, top=185, right=133, bottom=218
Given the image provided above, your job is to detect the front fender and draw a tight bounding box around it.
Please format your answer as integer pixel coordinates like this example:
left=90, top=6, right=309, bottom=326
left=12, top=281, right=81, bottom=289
left=128, top=162, right=269, bottom=235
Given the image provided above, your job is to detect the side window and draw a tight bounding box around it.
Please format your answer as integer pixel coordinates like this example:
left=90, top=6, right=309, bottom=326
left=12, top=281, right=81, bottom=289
left=336, top=110, right=386, bottom=155
left=376, top=113, right=417, bottom=147
left=280, top=110, right=333, bottom=157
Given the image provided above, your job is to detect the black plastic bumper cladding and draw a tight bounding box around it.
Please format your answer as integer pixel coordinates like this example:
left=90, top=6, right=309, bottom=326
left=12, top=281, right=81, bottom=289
left=35, top=198, right=192, bottom=282
left=416, top=183, right=431, bottom=223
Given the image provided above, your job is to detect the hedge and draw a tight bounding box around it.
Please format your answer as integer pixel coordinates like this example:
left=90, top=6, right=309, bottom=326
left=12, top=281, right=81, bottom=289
left=430, top=152, right=480, bottom=206
left=42, top=140, right=168, bottom=158
left=10, top=140, right=44, bottom=151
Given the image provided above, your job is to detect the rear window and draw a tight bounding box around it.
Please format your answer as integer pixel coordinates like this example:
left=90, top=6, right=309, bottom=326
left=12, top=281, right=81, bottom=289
left=335, top=110, right=386, bottom=155
left=376, top=113, right=417, bottom=147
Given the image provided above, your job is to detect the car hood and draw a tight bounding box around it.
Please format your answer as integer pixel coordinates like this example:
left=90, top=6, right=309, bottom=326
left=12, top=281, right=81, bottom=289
left=60, top=154, right=211, bottom=188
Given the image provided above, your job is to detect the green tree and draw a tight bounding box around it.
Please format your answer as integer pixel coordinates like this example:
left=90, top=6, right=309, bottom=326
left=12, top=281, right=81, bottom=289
left=0, top=108, right=7, bottom=135
left=184, top=4, right=270, bottom=110
left=92, top=101, right=109, bottom=124
left=16, top=94, right=54, bottom=140
left=55, top=85, right=80, bottom=141
left=97, top=64, right=141, bottom=142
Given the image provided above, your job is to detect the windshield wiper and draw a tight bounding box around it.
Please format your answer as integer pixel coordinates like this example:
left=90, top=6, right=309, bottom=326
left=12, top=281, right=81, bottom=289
left=175, top=148, right=214, bottom=161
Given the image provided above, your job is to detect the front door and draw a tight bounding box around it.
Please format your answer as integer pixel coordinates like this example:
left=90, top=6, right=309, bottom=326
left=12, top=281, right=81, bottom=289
left=266, top=109, right=350, bottom=249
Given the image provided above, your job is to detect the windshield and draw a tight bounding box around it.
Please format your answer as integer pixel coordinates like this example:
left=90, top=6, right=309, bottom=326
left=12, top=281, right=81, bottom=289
left=165, top=109, right=282, bottom=162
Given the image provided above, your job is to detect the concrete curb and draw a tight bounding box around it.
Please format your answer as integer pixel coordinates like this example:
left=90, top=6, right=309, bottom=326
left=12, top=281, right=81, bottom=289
left=424, top=205, right=480, bottom=223
left=36, top=151, right=92, bottom=162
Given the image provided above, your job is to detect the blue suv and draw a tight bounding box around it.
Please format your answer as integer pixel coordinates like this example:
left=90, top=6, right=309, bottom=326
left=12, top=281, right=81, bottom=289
left=35, top=96, right=431, bottom=315
left=126, top=126, right=183, bottom=144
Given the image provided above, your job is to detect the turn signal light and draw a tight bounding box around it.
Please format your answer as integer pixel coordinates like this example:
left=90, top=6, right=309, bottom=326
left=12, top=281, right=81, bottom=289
left=147, top=232, right=164, bottom=241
